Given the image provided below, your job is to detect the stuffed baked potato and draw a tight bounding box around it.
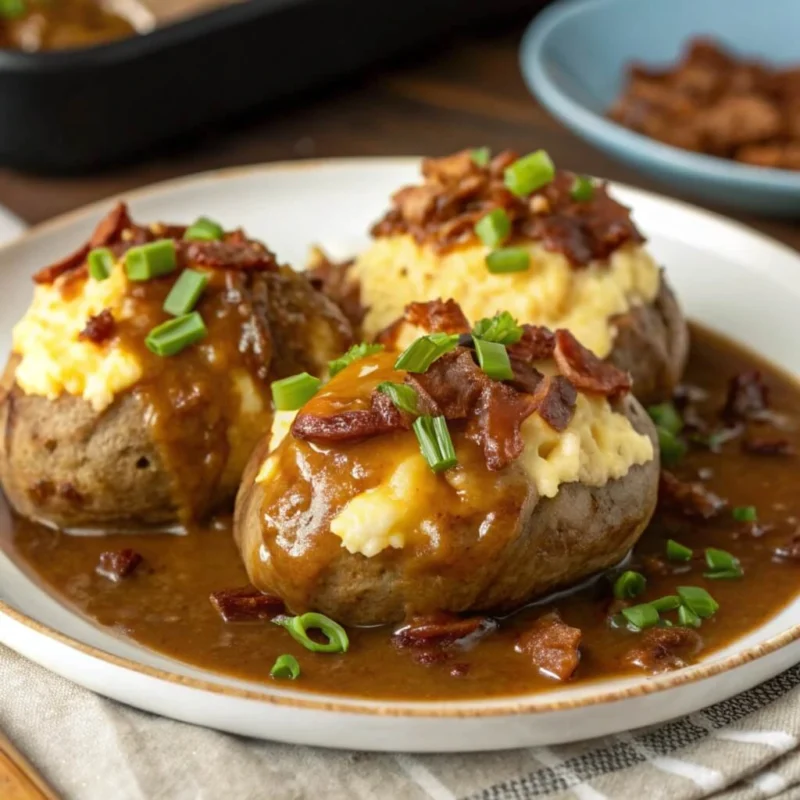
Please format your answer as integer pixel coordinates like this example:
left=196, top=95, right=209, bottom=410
left=310, top=148, right=688, bottom=406
left=235, top=300, right=659, bottom=626
left=0, top=203, right=352, bottom=531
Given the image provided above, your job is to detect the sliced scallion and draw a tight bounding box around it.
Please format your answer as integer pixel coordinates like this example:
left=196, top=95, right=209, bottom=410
left=666, top=539, right=693, bottom=562
left=144, top=312, right=207, bottom=357
left=270, top=654, right=300, bottom=680
left=657, top=426, right=687, bottom=465
left=570, top=175, right=594, bottom=202
left=485, top=247, right=530, bottom=274
left=678, top=605, right=701, bottom=628
left=473, top=338, right=514, bottom=381
left=471, top=311, right=523, bottom=345
left=732, top=505, right=757, bottom=522
left=328, top=342, right=384, bottom=377
left=705, top=547, right=740, bottom=573
left=621, top=603, right=659, bottom=631
left=394, top=333, right=459, bottom=373
left=377, top=381, right=418, bottom=415
left=677, top=586, right=719, bottom=619
left=274, top=612, right=349, bottom=654
left=0, top=0, right=26, bottom=20
left=87, top=247, right=113, bottom=281
left=475, top=208, right=511, bottom=248
left=648, top=403, right=683, bottom=436
left=184, top=216, right=224, bottom=241
left=271, top=372, right=321, bottom=411
left=470, top=147, right=491, bottom=167
left=651, top=595, right=681, bottom=612
left=613, top=570, right=646, bottom=600
left=504, top=150, right=555, bottom=196
left=413, top=415, right=457, bottom=472
left=162, top=268, right=208, bottom=316
left=704, top=569, right=744, bottom=580
left=125, top=239, right=178, bottom=281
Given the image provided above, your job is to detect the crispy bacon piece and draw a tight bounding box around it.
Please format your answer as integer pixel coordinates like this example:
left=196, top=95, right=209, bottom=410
left=515, top=612, right=582, bottom=681
left=405, top=349, right=486, bottom=419
left=372, top=150, right=643, bottom=266
left=306, top=248, right=365, bottom=329
left=623, top=627, right=702, bottom=673
left=742, top=437, right=794, bottom=456
left=96, top=549, right=142, bottom=582
left=209, top=587, right=285, bottom=622
left=291, top=389, right=409, bottom=443
left=530, top=375, right=577, bottom=432
left=659, top=470, right=727, bottom=519
left=721, top=370, right=769, bottom=423
left=78, top=309, right=115, bottom=344
left=553, top=329, right=632, bottom=397
left=404, top=298, right=470, bottom=335
left=182, top=238, right=277, bottom=271
left=393, top=612, right=496, bottom=649
left=32, top=245, right=90, bottom=285
left=507, top=324, right=556, bottom=363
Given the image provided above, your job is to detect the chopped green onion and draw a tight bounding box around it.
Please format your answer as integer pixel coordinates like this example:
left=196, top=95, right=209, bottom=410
left=144, top=312, right=207, bottom=357
left=732, top=505, right=757, bottom=522
left=648, top=403, right=683, bottom=436
left=473, top=338, right=514, bottom=380
left=270, top=654, right=300, bottom=680
left=274, top=612, right=349, bottom=654
left=677, top=586, right=719, bottom=619
left=470, top=147, right=491, bottom=167
left=621, top=603, right=659, bottom=631
left=570, top=175, right=594, bottom=202
left=394, top=333, right=459, bottom=373
left=613, top=570, right=647, bottom=600
left=87, top=247, right=114, bottom=281
left=678, top=605, right=701, bottom=628
left=271, top=372, right=321, bottom=411
left=413, top=415, right=457, bottom=472
left=125, top=239, right=178, bottom=281
left=485, top=247, right=530, bottom=274
left=471, top=311, right=523, bottom=345
left=657, top=426, right=687, bottom=465
left=651, top=595, right=681, bottom=612
left=377, top=381, right=418, bottom=415
left=705, top=547, right=740, bottom=573
left=666, top=539, right=693, bottom=562
left=162, top=269, right=209, bottom=316
left=504, top=150, right=555, bottom=196
left=0, top=0, right=26, bottom=20
left=475, top=208, right=511, bottom=248
left=704, top=568, right=744, bottom=580
left=328, top=342, right=384, bottom=377
left=184, top=216, right=224, bottom=241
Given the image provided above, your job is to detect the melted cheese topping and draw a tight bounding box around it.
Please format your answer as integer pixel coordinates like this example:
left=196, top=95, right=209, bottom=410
left=12, top=261, right=140, bottom=411
left=257, top=372, right=654, bottom=558
left=351, top=236, right=660, bottom=358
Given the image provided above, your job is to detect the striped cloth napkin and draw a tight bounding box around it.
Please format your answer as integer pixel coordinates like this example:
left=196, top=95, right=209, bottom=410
left=2, top=644, right=799, bottom=800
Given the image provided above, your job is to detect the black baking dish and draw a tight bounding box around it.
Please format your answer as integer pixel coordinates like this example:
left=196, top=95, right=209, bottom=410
left=0, top=0, right=545, bottom=173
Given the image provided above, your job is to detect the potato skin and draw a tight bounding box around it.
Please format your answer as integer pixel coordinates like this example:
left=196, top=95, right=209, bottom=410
left=235, top=396, right=659, bottom=626
left=609, top=275, right=689, bottom=407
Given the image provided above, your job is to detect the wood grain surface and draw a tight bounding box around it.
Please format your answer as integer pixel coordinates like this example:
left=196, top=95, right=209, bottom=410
left=0, top=730, right=59, bottom=800
left=0, top=22, right=796, bottom=250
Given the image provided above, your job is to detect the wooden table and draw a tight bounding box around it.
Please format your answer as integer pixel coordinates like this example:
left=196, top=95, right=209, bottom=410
left=0, top=24, right=796, bottom=251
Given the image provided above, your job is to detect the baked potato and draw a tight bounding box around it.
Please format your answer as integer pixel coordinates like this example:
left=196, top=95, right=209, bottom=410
left=0, top=203, right=352, bottom=531
left=309, top=148, right=689, bottom=406
left=235, top=300, right=659, bottom=626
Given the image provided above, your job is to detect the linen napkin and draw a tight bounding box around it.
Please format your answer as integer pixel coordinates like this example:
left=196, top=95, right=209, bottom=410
left=2, top=644, right=800, bottom=800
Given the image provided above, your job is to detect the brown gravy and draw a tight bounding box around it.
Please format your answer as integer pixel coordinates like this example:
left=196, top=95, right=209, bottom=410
left=2, top=324, right=800, bottom=701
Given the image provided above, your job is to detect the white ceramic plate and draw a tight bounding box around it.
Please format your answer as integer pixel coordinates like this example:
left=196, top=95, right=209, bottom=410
left=1, top=159, right=800, bottom=753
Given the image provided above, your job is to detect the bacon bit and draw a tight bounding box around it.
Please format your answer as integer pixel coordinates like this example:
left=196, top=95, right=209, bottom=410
left=404, top=298, right=470, bottom=335
left=78, top=309, right=115, bottom=344
left=306, top=248, right=364, bottom=329
left=623, top=627, right=702, bottom=673
left=96, top=549, right=143, bottom=582
left=406, top=349, right=486, bottom=419
left=32, top=244, right=90, bottom=285
left=506, top=360, right=545, bottom=394
left=530, top=375, right=577, bottom=432
left=553, top=329, right=632, bottom=397
left=507, top=324, right=556, bottom=363
left=515, top=612, right=582, bottom=681
left=659, top=470, right=727, bottom=519
left=393, top=611, right=496, bottom=649
left=372, top=150, right=643, bottom=266
left=89, top=201, right=132, bottom=248
left=209, top=586, right=285, bottom=622
left=721, top=370, right=769, bottom=423
left=291, top=389, right=410, bottom=443
left=742, top=437, right=794, bottom=456
left=182, top=238, right=277, bottom=271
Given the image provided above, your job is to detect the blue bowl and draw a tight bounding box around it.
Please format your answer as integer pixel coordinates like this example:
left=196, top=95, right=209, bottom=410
left=521, top=0, right=800, bottom=215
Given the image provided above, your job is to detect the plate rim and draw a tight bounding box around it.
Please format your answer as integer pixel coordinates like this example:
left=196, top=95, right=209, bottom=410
left=2, top=155, right=800, bottom=719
